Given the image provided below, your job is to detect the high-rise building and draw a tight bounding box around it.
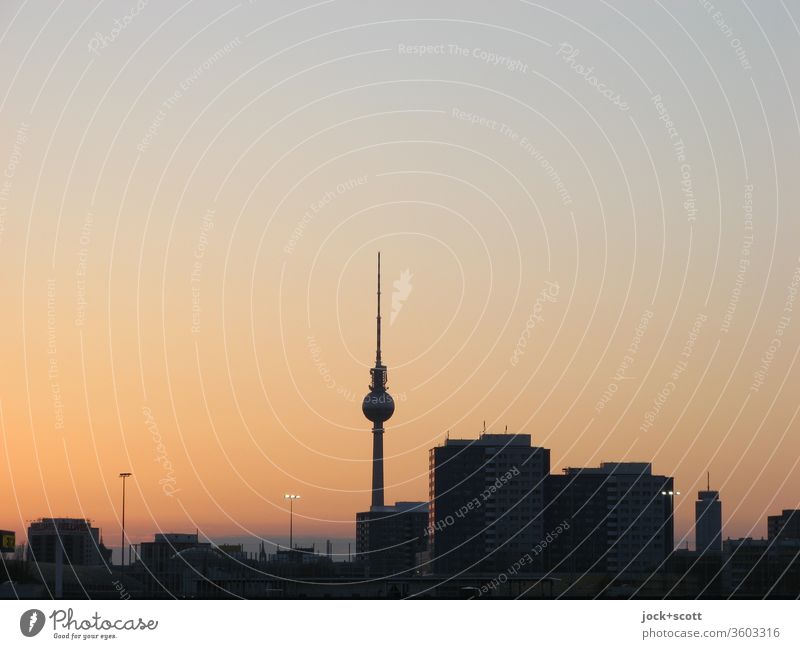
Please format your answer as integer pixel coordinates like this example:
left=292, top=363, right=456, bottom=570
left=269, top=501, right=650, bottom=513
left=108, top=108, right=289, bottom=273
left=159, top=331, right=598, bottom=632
left=26, top=518, right=111, bottom=566
left=429, top=433, right=550, bottom=574
left=695, top=474, right=722, bottom=554
left=544, top=463, right=674, bottom=575
left=768, top=509, right=800, bottom=542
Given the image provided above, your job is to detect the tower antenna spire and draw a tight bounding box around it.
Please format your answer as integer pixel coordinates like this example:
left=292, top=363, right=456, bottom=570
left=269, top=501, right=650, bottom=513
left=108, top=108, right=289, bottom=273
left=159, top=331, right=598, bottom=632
left=707, top=471, right=710, bottom=491
left=376, top=251, right=382, bottom=365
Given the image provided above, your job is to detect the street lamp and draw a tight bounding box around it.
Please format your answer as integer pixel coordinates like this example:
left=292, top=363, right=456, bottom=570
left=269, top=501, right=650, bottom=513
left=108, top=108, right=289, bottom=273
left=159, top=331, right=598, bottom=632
left=119, top=473, right=132, bottom=574
left=662, top=490, right=680, bottom=551
left=661, top=490, right=681, bottom=507
left=284, top=494, right=301, bottom=550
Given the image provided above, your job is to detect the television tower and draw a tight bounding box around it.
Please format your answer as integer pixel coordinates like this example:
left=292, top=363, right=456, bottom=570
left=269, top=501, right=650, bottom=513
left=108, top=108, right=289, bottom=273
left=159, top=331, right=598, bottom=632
left=362, top=252, right=395, bottom=508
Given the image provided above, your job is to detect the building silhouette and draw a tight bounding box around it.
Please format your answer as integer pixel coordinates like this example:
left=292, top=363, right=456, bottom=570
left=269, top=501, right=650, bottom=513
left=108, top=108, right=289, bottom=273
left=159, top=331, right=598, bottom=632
left=545, top=463, right=674, bottom=575
left=138, top=532, right=208, bottom=573
left=356, top=502, right=428, bottom=575
left=428, top=433, right=550, bottom=574
left=723, top=536, right=800, bottom=597
left=695, top=474, right=722, bottom=554
left=26, top=518, right=111, bottom=566
left=767, top=509, right=800, bottom=542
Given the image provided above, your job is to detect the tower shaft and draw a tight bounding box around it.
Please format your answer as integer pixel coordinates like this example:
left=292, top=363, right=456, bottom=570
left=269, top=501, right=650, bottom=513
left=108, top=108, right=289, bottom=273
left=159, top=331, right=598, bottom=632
left=372, top=426, right=384, bottom=508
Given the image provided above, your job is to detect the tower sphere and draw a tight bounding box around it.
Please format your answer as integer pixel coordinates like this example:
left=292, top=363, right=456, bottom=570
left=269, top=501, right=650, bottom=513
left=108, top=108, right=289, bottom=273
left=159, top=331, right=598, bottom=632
left=362, top=389, right=395, bottom=423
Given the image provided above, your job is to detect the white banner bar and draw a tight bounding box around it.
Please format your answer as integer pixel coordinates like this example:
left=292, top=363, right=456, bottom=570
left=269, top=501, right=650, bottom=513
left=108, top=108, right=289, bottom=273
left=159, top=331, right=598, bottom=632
left=1, top=600, right=797, bottom=648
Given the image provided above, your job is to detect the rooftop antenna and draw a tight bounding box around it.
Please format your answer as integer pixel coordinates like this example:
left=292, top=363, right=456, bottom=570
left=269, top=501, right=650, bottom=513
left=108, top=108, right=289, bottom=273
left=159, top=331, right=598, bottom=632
left=707, top=471, right=710, bottom=491
left=482, top=420, right=486, bottom=435
left=504, top=425, right=508, bottom=434
left=376, top=251, right=382, bottom=366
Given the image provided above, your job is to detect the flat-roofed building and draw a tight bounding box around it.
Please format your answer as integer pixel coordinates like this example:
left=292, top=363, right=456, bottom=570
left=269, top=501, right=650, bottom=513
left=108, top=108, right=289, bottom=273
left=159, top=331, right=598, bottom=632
left=768, top=510, right=800, bottom=542
left=695, top=487, right=722, bottom=555
left=545, top=462, right=674, bottom=575
left=356, top=501, right=428, bottom=576
left=429, top=433, right=550, bottom=575
left=26, top=518, right=110, bottom=566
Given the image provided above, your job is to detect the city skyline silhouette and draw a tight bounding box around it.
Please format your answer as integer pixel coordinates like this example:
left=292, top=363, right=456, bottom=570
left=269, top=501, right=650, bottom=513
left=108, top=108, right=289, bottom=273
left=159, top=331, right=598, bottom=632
left=1, top=1, right=800, bottom=604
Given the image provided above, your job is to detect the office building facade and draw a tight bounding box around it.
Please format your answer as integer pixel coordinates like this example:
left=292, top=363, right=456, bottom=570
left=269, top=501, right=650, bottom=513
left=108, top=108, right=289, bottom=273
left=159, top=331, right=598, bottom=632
left=429, top=433, right=550, bottom=574
left=545, top=463, right=674, bottom=575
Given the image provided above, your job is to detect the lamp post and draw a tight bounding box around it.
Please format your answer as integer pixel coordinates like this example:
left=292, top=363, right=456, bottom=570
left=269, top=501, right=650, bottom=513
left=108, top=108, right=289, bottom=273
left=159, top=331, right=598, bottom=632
left=119, top=472, right=132, bottom=575
left=284, top=494, right=300, bottom=550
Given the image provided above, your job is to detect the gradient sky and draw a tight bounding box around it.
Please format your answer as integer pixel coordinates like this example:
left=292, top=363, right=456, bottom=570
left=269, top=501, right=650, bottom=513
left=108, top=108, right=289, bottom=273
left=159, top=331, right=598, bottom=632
left=1, top=0, right=800, bottom=555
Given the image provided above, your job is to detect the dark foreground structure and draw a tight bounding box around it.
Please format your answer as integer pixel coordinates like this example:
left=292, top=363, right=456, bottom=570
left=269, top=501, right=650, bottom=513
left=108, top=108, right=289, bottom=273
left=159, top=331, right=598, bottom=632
left=3, top=540, right=799, bottom=599
left=4, top=506, right=800, bottom=599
